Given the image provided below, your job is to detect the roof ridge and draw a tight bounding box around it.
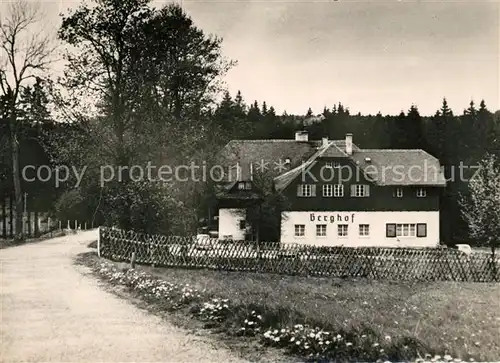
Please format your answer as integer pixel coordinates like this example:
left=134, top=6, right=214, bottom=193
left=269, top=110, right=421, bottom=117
left=359, top=149, right=425, bottom=152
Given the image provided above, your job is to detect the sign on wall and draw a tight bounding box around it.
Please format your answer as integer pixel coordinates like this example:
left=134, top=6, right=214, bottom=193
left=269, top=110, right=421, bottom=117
left=309, top=213, right=356, bottom=223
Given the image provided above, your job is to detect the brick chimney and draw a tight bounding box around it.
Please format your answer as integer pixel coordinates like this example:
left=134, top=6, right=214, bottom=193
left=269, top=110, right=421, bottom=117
left=295, top=131, right=309, bottom=142
left=345, top=133, right=353, bottom=155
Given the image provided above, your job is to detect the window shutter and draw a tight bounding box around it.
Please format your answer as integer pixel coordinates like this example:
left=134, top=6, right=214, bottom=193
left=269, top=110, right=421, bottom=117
left=351, top=185, right=356, bottom=196
left=311, top=185, right=316, bottom=196
left=297, top=184, right=303, bottom=197
left=365, top=185, right=370, bottom=197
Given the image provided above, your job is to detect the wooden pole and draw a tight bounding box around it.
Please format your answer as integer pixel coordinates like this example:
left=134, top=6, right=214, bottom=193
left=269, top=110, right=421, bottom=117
left=34, top=210, right=39, bottom=237
left=130, top=252, right=136, bottom=269
left=9, top=196, right=13, bottom=238
left=27, top=209, right=32, bottom=238
left=2, top=196, right=6, bottom=238
left=97, top=226, right=101, bottom=257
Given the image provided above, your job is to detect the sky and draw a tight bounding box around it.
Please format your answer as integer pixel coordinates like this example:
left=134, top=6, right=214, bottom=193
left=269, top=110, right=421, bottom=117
left=2, top=0, right=499, bottom=116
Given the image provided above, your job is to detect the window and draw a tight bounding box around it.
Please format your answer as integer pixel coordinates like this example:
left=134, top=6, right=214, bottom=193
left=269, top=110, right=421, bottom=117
left=386, top=224, right=396, bottom=238
left=395, top=188, right=403, bottom=198
left=316, top=224, right=327, bottom=237
left=325, top=162, right=333, bottom=168
left=387, top=223, right=420, bottom=238
left=334, top=184, right=344, bottom=197
left=417, top=223, right=427, bottom=237
left=416, top=188, right=426, bottom=197
left=295, top=224, right=305, bottom=237
left=239, top=220, right=246, bottom=230
left=297, top=184, right=316, bottom=197
left=237, top=182, right=251, bottom=190
left=351, top=184, right=370, bottom=197
left=323, top=184, right=333, bottom=197
left=333, top=161, right=341, bottom=168
left=337, top=224, right=348, bottom=237
left=359, top=224, right=370, bottom=236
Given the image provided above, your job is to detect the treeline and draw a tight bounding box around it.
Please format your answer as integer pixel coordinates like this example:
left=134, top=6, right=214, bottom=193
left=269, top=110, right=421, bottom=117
left=1, top=0, right=499, bottom=244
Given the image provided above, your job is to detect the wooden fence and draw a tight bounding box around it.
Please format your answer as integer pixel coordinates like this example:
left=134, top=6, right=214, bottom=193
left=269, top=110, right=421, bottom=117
left=98, top=227, right=500, bottom=282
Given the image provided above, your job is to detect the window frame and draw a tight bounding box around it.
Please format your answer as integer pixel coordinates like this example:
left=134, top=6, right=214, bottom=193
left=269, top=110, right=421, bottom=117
left=386, top=224, right=396, bottom=238
left=334, top=184, right=344, bottom=197
left=316, top=224, right=327, bottom=237
left=323, top=184, right=333, bottom=197
left=417, top=223, right=427, bottom=237
left=352, top=184, right=370, bottom=197
left=337, top=224, right=348, bottom=237
left=416, top=188, right=427, bottom=198
left=359, top=224, right=370, bottom=237
left=297, top=184, right=315, bottom=197
left=239, top=220, right=246, bottom=230
left=294, top=224, right=305, bottom=237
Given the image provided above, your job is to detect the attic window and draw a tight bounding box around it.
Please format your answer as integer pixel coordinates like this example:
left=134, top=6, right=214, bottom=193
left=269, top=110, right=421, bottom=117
left=237, top=182, right=252, bottom=190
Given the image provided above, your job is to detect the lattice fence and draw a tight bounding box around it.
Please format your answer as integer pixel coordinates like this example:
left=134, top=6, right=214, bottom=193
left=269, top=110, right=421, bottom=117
left=98, top=227, right=500, bottom=282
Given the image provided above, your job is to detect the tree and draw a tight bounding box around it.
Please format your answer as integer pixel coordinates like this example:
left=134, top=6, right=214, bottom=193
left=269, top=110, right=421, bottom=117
left=242, top=171, right=290, bottom=243
left=459, top=153, right=500, bottom=279
left=58, top=0, right=233, bottom=233
left=0, top=0, right=54, bottom=240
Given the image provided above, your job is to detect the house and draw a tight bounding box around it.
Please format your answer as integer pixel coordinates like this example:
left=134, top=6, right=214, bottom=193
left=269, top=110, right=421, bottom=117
left=215, top=131, right=447, bottom=247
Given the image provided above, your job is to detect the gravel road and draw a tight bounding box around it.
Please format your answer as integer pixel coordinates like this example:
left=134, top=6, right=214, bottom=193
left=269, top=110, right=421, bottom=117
left=0, top=230, right=249, bottom=363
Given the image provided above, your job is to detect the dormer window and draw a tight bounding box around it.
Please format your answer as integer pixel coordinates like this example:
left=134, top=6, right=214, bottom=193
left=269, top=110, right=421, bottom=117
left=416, top=188, right=426, bottom=197
left=237, top=182, right=252, bottom=190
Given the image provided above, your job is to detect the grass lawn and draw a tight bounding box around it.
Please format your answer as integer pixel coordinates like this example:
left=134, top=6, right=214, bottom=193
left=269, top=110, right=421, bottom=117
left=137, top=264, right=500, bottom=361
left=80, top=248, right=500, bottom=362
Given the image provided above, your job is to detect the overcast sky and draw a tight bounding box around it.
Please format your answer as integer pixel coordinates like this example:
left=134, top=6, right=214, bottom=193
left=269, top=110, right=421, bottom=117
left=3, top=0, right=499, bottom=116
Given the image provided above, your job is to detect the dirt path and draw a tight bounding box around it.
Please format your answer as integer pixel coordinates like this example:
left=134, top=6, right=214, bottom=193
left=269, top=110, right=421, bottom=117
left=0, top=230, right=249, bottom=363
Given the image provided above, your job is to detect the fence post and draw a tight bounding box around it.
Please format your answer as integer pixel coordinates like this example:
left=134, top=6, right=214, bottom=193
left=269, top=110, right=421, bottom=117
left=97, top=226, right=101, bottom=257
left=130, top=252, right=136, bottom=269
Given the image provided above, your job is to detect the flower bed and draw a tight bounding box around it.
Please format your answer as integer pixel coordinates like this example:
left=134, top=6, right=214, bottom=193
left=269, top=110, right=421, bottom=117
left=80, top=254, right=479, bottom=363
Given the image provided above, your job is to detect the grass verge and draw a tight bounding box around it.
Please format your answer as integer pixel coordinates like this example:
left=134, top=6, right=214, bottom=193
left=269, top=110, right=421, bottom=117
left=76, top=252, right=500, bottom=362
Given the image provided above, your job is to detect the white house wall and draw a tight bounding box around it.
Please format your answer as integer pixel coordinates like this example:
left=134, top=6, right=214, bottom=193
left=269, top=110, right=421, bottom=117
left=218, top=208, right=246, bottom=240
left=280, top=211, right=440, bottom=247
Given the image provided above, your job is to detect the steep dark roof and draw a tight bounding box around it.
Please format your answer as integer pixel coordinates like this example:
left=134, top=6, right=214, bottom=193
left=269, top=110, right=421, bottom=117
left=216, top=140, right=320, bottom=182
left=350, top=150, right=446, bottom=186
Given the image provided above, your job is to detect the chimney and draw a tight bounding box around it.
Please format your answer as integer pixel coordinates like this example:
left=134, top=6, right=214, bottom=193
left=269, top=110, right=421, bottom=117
left=322, top=137, right=329, bottom=147
left=345, top=133, right=353, bottom=155
left=295, top=130, right=309, bottom=142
